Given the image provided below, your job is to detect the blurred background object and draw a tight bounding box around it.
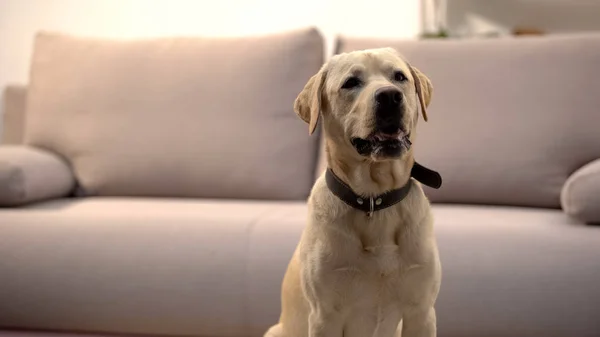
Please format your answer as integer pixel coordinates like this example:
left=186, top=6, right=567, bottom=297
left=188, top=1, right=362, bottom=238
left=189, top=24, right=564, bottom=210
left=421, top=0, right=450, bottom=38
left=424, top=0, right=600, bottom=39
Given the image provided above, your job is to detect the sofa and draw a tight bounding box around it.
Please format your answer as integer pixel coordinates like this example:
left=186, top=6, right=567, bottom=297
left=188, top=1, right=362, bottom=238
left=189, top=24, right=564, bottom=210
left=1, top=28, right=599, bottom=337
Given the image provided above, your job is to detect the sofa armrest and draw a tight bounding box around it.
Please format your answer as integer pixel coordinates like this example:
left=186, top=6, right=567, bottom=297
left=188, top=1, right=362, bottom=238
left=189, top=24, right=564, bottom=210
left=0, top=145, right=75, bottom=206
left=2, top=85, right=27, bottom=145
left=561, top=159, right=600, bottom=224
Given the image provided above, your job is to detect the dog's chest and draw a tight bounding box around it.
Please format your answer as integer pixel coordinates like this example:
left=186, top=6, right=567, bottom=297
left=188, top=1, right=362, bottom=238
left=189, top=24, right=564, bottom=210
left=324, top=212, right=420, bottom=300
left=356, top=225, right=403, bottom=277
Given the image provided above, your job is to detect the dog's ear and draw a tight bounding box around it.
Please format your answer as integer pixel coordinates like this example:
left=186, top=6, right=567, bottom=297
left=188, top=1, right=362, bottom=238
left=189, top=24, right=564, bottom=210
left=294, top=67, right=327, bottom=135
left=409, top=66, right=433, bottom=122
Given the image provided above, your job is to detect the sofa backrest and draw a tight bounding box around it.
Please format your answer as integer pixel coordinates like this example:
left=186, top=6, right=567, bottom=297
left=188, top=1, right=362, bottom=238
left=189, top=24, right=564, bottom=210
left=333, top=33, right=600, bottom=208
left=7, top=30, right=600, bottom=207
left=22, top=28, right=323, bottom=200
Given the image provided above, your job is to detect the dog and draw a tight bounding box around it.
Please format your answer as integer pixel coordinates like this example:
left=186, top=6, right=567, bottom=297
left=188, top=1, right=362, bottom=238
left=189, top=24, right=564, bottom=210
left=265, top=47, right=441, bottom=337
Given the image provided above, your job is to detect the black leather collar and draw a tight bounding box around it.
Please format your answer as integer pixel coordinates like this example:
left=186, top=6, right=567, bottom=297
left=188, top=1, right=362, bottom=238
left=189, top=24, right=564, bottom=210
left=411, top=161, right=442, bottom=190
left=325, top=161, right=442, bottom=216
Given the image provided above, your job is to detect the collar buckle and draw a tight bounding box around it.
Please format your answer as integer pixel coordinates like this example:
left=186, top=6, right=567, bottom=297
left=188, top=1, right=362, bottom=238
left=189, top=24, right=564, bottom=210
left=367, top=197, right=374, bottom=217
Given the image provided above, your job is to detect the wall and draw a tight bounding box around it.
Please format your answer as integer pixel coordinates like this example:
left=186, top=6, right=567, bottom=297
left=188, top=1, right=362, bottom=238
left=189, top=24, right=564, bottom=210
left=0, top=0, right=421, bottom=131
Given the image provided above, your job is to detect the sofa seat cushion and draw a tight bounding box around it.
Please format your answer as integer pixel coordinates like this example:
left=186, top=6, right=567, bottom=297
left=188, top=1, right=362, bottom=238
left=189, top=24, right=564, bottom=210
left=2, top=201, right=599, bottom=337
left=432, top=205, right=600, bottom=337
left=0, top=198, right=307, bottom=337
left=24, top=28, right=323, bottom=200
left=336, top=33, right=600, bottom=208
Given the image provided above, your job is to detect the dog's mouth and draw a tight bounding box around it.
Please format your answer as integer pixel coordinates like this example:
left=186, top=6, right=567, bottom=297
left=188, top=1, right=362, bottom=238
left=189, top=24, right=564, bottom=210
left=351, top=130, right=412, bottom=158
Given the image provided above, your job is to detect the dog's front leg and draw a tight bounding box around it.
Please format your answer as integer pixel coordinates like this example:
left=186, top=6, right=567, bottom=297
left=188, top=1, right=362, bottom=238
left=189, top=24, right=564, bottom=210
left=401, top=307, right=436, bottom=337
left=308, top=308, right=344, bottom=337
left=301, top=264, right=344, bottom=337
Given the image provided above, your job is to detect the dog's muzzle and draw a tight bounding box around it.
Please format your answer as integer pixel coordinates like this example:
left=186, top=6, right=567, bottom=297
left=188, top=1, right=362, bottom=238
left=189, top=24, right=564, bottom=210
left=351, top=87, right=410, bottom=158
left=351, top=131, right=411, bottom=158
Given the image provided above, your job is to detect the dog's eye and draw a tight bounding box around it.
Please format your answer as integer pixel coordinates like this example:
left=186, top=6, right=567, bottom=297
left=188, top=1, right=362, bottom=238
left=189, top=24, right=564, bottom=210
left=341, top=77, right=361, bottom=89
left=393, top=71, right=407, bottom=82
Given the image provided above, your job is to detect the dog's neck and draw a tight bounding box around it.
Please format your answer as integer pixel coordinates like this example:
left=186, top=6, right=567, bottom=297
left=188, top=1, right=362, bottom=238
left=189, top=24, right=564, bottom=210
left=326, top=141, right=413, bottom=197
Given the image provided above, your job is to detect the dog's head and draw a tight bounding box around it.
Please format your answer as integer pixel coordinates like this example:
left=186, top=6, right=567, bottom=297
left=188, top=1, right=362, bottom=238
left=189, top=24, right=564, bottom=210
left=294, top=47, right=432, bottom=162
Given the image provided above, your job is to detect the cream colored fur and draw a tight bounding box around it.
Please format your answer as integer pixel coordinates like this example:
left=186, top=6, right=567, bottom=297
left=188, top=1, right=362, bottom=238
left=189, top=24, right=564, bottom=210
left=265, top=48, right=440, bottom=337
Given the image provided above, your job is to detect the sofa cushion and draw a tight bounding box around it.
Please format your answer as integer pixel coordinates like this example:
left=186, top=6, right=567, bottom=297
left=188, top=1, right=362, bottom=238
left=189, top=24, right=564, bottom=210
left=431, top=205, right=600, bottom=337
left=24, top=28, right=324, bottom=200
left=0, top=197, right=307, bottom=336
left=0, top=145, right=75, bottom=206
left=336, top=33, right=600, bottom=208
left=2, top=201, right=600, bottom=337
left=561, top=158, right=600, bottom=224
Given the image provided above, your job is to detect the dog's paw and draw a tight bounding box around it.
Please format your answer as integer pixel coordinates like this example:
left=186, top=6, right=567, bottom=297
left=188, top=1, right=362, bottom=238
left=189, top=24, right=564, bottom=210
left=264, top=323, right=284, bottom=337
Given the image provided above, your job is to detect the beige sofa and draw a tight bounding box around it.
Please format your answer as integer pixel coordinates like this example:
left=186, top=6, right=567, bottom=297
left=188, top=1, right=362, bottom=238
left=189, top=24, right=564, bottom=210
left=1, top=28, right=600, bottom=337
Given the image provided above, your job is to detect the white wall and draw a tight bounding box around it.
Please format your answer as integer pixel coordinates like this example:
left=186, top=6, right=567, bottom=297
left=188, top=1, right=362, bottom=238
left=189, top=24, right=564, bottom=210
left=0, top=0, right=421, bottom=118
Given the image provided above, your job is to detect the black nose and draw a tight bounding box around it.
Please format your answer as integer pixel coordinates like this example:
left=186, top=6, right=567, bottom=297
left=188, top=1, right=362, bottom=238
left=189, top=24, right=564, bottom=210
left=375, top=88, right=402, bottom=108
left=375, top=88, right=404, bottom=134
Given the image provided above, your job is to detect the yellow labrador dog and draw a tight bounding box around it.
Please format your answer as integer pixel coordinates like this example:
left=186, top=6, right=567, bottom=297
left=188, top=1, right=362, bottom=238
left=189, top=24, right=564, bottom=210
left=265, top=47, right=442, bottom=337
